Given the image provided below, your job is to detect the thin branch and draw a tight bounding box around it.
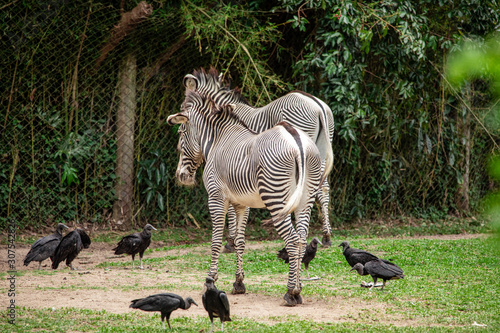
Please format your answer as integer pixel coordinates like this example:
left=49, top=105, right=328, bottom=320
left=4, top=53, right=19, bottom=133
left=0, top=0, right=19, bottom=10
left=68, top=5, right=92, bottom=133
left=185, top=0, right=271, bottom=101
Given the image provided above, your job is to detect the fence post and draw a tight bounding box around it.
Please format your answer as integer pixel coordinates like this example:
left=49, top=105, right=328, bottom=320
left=113, top=52, right=137, bottom=230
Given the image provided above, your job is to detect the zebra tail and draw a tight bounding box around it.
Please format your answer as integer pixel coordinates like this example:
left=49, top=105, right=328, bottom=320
left=314, top=96, right=334, bottom=188
left=262, top=124, right=306, bottom=227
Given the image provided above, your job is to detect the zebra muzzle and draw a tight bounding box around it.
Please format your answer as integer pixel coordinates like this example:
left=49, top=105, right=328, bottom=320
left=176, top=168, right=196, bottom=186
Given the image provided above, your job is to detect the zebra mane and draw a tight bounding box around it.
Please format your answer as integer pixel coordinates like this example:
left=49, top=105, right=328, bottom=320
left=222, top=86, right=251, bottom=106
left=185, top=91, right=256, bottom=135
left=191, top=67, right=252, bottom=106
left=192, top=66, right=224, bottom=88
left=216, top=104, right=257, bottom=134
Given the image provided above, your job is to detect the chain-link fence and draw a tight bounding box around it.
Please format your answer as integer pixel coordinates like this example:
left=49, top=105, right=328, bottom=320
left=1, top=0, right=497, bottom=232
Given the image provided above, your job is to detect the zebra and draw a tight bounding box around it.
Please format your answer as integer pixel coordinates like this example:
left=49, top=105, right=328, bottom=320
left=183, top=67, right=334, bottom=250
left=167, top=91, right=327, bottom=306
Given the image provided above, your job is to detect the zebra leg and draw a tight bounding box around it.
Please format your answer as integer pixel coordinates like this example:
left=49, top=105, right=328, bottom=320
left=207, top=197, right=229, bottom=282
left=232, top=205, right=249, bottom=294
left=293, top=184, right=318, bottom=304
left=289, top=233, right=307, bottom=305
left=272, top=215, right=302, bottom=306
left=316, top=179, right=332, bottom=247
left=222, top=205, right=237, bottom=253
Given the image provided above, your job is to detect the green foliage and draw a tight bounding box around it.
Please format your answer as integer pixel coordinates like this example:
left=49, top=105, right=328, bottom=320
left=446, top=33, right=500, bottom=245
left=274, top=0, right=499, bottom=221
left=137, top=150, right=169, bottom=211
left=1, top=0, right=499, bottom=230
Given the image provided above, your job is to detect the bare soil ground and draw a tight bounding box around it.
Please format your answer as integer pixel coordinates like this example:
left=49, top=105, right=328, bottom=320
left=2, top=233, right=487, bottom=326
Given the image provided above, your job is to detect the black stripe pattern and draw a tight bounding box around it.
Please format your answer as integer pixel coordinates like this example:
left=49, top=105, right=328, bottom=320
left=169, top=91, right=322, bottom=305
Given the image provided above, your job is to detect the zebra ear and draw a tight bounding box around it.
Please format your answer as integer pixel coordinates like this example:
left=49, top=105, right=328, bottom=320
left=167, top=112, right=189, bottom=125
left=183, top=74, right=198, bottom=91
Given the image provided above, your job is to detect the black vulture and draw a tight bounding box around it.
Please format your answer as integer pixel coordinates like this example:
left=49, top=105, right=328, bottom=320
left=277, top=237, right=322, bottom=279
left=23, top=223, right=69, bottom=269
left=350, top=259, right=404, bottom=290
left=202, top=276, right=231, bottom=332
left=113, top=223, right=156, bottom=269
left=51, top=228, right=91, bottom=270
left=129, top=293, right=198, bottom=329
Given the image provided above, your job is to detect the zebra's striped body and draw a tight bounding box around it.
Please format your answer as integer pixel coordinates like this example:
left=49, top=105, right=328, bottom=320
left=168, top=91, right=325, bottom=306
left=184, top=68, right=334, bottom=247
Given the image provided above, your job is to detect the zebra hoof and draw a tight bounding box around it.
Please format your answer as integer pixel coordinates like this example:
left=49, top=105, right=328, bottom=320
left=283, top=291, right=298, bottom=306
left=222, top=240, right=236, bottom=253
left=321, top=234, right=332, bottom=248
left=294, top=293, right=303, bottom=304
left=232, top=281, right=246, bottom=294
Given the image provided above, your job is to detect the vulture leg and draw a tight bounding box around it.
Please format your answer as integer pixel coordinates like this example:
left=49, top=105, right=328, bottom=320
left=221, top=321, right=224, bottom=332
left=166, top=313, right=172, bottom=330
left=139, top=251, right=146, bottom=269
left=131, top=254, right=135, bottom=269
left=369, top=277, right=377, bottom=291
left=139, top=256, right=144, bottom=270
left=161, top=315, right=166, bottom=330
left=380, top=280, right=387, bottom=291
left=38, top=261, right=42, bottom=270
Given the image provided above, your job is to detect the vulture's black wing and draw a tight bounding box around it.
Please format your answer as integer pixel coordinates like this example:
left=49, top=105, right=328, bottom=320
left=52, top=231, right=82, bottom=269
left=24, top=236, right=61, bottom=265
left=77, top=229, right=91, bottom=249
left=366, top=259, right=404, bottom=280
left=219, top=291, right=230, bottom=315
left=347, top=249, right=379, bottom=266
left=30, top=233, right=58, bottom=249
left=113, top=233, right=142, bottom=255
left=131, top=294, right=181, bottom=312
left=202, top=290, right=208, bottom=311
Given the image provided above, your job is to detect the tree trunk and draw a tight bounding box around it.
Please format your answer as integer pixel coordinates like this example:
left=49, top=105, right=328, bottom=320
left=113, top=53, right=137, bottom=230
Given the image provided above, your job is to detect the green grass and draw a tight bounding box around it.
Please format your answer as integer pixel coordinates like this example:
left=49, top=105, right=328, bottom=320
left=3, top=235, right=499, bottom=332
left=2, top=307, right=449, bottom=333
